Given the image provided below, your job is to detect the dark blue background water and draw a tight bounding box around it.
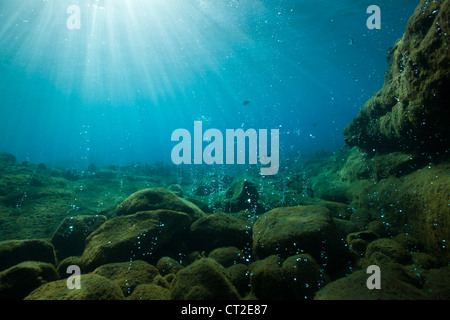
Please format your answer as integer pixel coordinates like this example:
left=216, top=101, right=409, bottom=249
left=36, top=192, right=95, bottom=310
left=0, top=0, right=418, bottom=169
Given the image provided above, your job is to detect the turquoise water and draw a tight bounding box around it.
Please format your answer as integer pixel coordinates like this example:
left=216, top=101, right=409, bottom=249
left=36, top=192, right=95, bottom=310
left=1, top=1, right=449, bottom=303
left=0, top=0, right=418, bottom=168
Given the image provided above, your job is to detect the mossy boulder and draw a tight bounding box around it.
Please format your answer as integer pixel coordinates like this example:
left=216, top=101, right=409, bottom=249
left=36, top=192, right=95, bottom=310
left=283, top=195, right=354, bottom=220
left=252, top=206, right=349, bottom=273
left=56, top=256, right=82, bottom=279
left=314, top=264, right=429, bottom=300
left=0, top=261, right=59, bottom=300
left=170, top=258, right=240, bottom=300
left=116, top=188, right=205, bottom=221
left=311, top=175, right=350, bottom=203
left=0, top=239, right=57, bottom=272
left=248, top=254, right=329, bottom=300
left=248, top=255, right=284, bottom=300
left=349, top=208, right=374, bottom=230
left=24, top=274, right=125, bottom=300
left=346, top=230, right=380, bottom=257
left=372, top=152, right=425, bottom=180
left=81, top=210, right=192, bottom=271
left=92, top=260, right=160, bottom=296
left=224, top=264, right=251, bottom=297
left=281, top=254, right=330, bottom=299
left=356, top=163, right=449, bottom=256
left=208, top=246, right=246, bottom=267
left=189, top=213, right=252, bottom=252
left=128, top=283, right=170, bottom=300
left=422, top=266, right=450, bottom=300
left=156, top=257, right=184, bottom=276
left=363, top=238, right=411, bottom=267
left=339, top=148, right=374, bottom=182
left=51, top=215, right=107, bottom=260
left=333, top=218, right=359, bottom=238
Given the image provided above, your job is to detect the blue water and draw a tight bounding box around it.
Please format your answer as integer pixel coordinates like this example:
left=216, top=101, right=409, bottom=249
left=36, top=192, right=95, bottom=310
left=0, top=0, right=418, bottom=169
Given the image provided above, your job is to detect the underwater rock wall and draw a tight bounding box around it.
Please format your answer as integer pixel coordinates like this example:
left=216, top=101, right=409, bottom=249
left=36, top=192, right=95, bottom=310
left=339, top=0, right=449, bottom=258
left=344, top=0, right=449, bottom=155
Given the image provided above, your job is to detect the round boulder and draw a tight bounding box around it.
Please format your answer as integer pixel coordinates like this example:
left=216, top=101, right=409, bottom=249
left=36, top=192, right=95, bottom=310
left=0, top=261, right=59, bottom=300
left=81, top=210, right=192, bottom=271
left=116, top=188, right=205, bottom=221
left=24, top=274, right=125, bottom=300
left=0, top=239, right=57, bottom=272
left=252, top=205, right=348, bottom=272
left=189, top=213, right=252, bottom=252
left=51, top=215, right=107, bottom=260
left=170, top=258, right=240, bottom=300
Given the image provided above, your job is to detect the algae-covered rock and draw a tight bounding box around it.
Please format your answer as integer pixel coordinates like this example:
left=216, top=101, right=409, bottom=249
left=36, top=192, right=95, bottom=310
left=224, top=264, right=251, bottom=297
left=170, top=258, right=240, bottom=300
left=367, top=220, right=390, bottom=238
left=116, top=188, right=205, bottom=221
left=252, top=206, right=348, bottom=272
left=422, top=266, right=450, bottom=300
left=128, top=283, right=170, bottom=300
left=357, top=163, right=449, bottom=256
left=92, top=260, right=160, bottom=296
left=51, top=215, right=107, bottom=260
left=346, top=230, right=380, bottom=257
left=281, top=254, right=330, bottom=299
left=283, top=194, right=354, bottom=220
left=372, top=152, right=424, bottom=180
left=248, top=255, right=284, bottom=300
left=339, top=148, right=374, bottom=182
left=208, top=246, right=245, bottom=268
left=333, top=218, right=359, bottom=238
left=349, top=208, right=374, bottom=230
left=0, top=261, right=59, bottom=300
left=190, top=213, right=252, bottom=252
left=153, top=274, right=172, bottom=289
left=311, top=176, right=350, bottom=204
left=344, top=0, right=450, bottom=154
left=81, top=210, right=192, bottom=271
left=156, top=257, right=184, bottom=276
left=363, top=238, right=411, bottom=266
left=221, top=179, right=259, bottom=212
left=248, top=254, right=329, bottom=300
left=56, top=256, right=82, bottom=279
left=24, top=274, right=125, bottom=300
left=314, top=264, right=429, bottom=300
left=0, top=239, right=57, bottom=272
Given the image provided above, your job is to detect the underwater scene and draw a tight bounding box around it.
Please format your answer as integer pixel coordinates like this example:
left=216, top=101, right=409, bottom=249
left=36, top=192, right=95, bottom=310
left=0, top=0, right=448, bottom=305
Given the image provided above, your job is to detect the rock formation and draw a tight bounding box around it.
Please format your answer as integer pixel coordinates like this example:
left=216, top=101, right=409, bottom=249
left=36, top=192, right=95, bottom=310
left=344, top=0, right=449, bottom=155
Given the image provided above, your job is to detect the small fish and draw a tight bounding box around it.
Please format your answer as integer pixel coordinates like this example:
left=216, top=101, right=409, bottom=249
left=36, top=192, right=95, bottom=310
left=242, top=100, right=250, bottom=105
left=349, top=38, right=354, bottom=45
left=312, top=123, right=318, bottom=127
